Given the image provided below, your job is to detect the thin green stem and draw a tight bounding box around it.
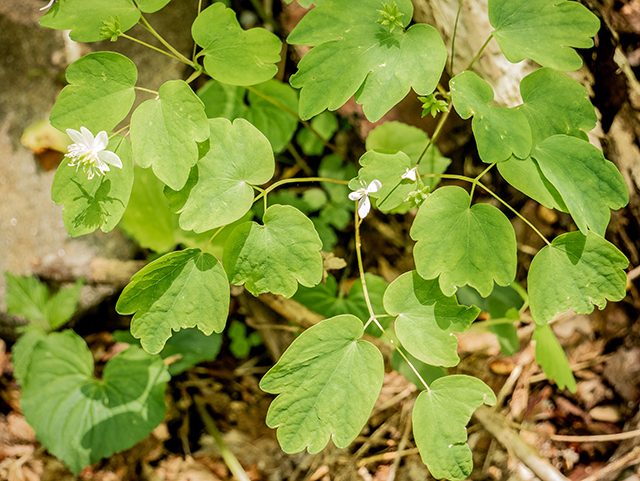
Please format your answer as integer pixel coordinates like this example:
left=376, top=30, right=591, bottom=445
left=192, top=0, right=203, bottom=61
left=416, top=101, right=452, bottom=165
left=139, top=15, right=197, bottom=68
left=252, top=176, right=349, bottom=205
left=203, top=225, right=227, bottom=251
left=185, top=69, right=202, bottom=85
left=466, top=34, right=493, bottom=72
left=354, top=212, right=377, bottom=328
left=470, top=163, right=495, bottom=199
left=134, top=86, right=159, bottom=96
left=286, top=143, right=314, bottom=176
left=450, top=0, right=464, bottom=76
left=109, top=125, right=130, bottom=139
left=120, top=33, right=182, bottom=62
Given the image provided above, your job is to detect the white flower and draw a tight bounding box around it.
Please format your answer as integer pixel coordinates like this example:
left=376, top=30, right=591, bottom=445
left=402, top=167, right=418, bottom=181
left=65, top=127, right=123, bottom=180
left=40, top=0, right=56, bottom=11
left=349, top=179, right=382, bottom=219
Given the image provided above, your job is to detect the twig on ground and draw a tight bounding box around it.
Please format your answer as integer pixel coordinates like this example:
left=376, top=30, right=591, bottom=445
left=580, top=446, right=640, bottom=481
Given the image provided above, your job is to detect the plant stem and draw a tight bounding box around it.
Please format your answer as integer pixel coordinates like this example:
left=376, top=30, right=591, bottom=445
left=134, top=86, right=159, bottom=96
left=416, top=101, right=452, bottom=165
left=109, top=125, right=130, bottom=139
left=185, top=69, right=202, bottom=85
left=120, top=33, right=183, bottom=62
left=286, top=143, right=314, bottom=176
left=470, top=162, right=495, bottom=199
left=139, top=15, right=197, bottom=68
left=203, top=225, right=227, bottom=251
left=449, top=0, right=464, bottom=76
left=466, top=34, right=493, bottom=72
left=192, top=0, right=203, bottom=60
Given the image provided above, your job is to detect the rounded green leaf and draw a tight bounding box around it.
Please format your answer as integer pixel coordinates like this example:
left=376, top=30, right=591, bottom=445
left=178, top=118, right=274, bottom=233
left=413, top=375, right=496, bottom=480
left=260, top=315, right=384, bottom=453
left=410, top=186, right=517, bottom=297
left=52, top=135, right=134, bottom=237
left=288, top=0, right=447, bottom=122
left=384, top=271, right=480, bottom=367
left=533, top=324, right=576, bottom=392
left=192, top=3, right=282, bottom=86
left=39, top=0, right=140, bottom=42
left=116, top=248, right=230, bottom=354
left=20, top=330, right=169, bottom=475
left=223, top=205, right=323, bottom=298
left=130, top=80, right=210, bottom=191
left=135, top=0, right=171, bottom=12
left=528, top=231, right=628, bottom=326
left=50, top=52, right=137, bottom=133
left=489, top=0, right=600, bottom=72
left=532, top=135, right=628, bottom=236
left=450, top=71, right=531, bottom=163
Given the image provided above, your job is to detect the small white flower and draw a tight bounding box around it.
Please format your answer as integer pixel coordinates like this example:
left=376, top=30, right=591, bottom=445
left=402, top=167, right=418, bottom=181
left=65, top=127, right=123, bottom=180
left=40, top=0, right=56, bottom=11
left=349, top=179, right=382, bottom=219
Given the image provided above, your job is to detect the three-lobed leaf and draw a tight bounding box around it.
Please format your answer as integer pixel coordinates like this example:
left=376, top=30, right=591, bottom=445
left=20, top=330, right=169, bottom=475
left=287, top=0, right=447, bottom=122
left=260, top=315, right=384, bottom=453
left=413, top=375, right=496, bottom=480
left=528, top=231, right=628, bottom=326
left=411, top=186, right=517, bottom=297
left=223, top=204, right=323, bottom=298
left=532, top=324, right=577, bottom=392
left=116, top=248, right=230, bottom=354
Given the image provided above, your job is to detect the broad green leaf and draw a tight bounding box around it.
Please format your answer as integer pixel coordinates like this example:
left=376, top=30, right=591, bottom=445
left=260, top=315, right=384, bottom=453
left=450, top=71, right=531, bottom=163
left=11, top=330, right=47, bottom=386
left=293, top=273, right=389, bottom=337
left=197, top=79, right=299, bottom=153
left=177, top=118, right=274, bottom=233
left=192, top=3, right=282, bottom=86
left=519, top=68, right=596, bottom=146
left=288, top=0, right=447, bottom=122
left=296, top=111, right=339, bottom=156
left=130, top=80, right=210, bottom=191
left=413, top=375, right=496, bottom=480
left=223, top=205, right=323, bottom=297
left=113, top=328, right=222, bottom=375
left=532, top=135, right=628, bottom=235
left=489, top=0, right=600, bottom=72
left=5, top=273, right=48, bottom=324
left=365, top=121, right=450, bottom=190
left=52, top=135, right=134, bottom=237
left=384, top=271, right=480, bottom=367
left=528, top=231, right=628, bottom=326
left=533, top=324, right=576, bottom=392
left=410, top=186, right=517, bottom=297
left=46, top=279, right=83, bottom=329
left=40, top=0, right=140, bottom=42
left=116, top=248, right=230, bottom=354
left=135, top=0, right=171, bottom=12
left=350, top=150, right=417, bottom=213
left=50, top=52, right=137, bottom=133
left=20, top=330, right=169, bottom=475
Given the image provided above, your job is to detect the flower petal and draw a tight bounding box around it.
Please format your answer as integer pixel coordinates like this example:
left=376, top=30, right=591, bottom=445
left=80, top=126, right=95, bottom=146
left=349, top=191, right=363, bottom=201
left=98, top=150, right=122, bottom=169
left=66, top=128, right=85, bottom=145
left=93, top=131, right=109, bottom=151
left=358, top=196, right=371, bottom=218
left=367, top=179, right=382, bottom=194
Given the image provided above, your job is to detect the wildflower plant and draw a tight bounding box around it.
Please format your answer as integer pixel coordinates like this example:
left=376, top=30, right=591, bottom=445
left=10, top=0, right=630, bottom=478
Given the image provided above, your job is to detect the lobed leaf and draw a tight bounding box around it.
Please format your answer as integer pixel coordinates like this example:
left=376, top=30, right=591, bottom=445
left=116, top=248, right=230, bottom=354
left=450, top=71, right=531, bottom=163
left=223, top=205, right=323, bottom=298
left=192, top=3, right=282, bottom=86
left=287, top=0, right=447, bottom=122
left=20, top=330, right=169, bottom=475
left=260, top=315, right=384, bottom=453
left=50, top=52, right=137, bottom=133
left=413, top=375, right=496, bottom=480
left=383, top=271, right=480, bottom=367
left=410, top=186, right=517, bottom=297
left=528, top=231, right=628, bottom=326
left=52, top=135, right=134, bottom=237
left=177, top=118, right=274, bottom=233
left=5, top=273, right=48, bottom=324
left=532, top=324, right=577, bottom=392
left=489, top=0, right=600, bottom=72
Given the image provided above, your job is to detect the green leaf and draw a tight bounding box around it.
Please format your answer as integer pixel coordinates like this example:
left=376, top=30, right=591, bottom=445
left=223, top=205, right=323, bottom=297
left=46, top=279, right=84, bottom=330
left=11, top=330, right=47, bottom=386
left=192, top=3, right=282, bottom=86
left=450, top=71, right=531, bottom=163
left=130, top=80, right=210, bottom=191
left=52, top=135, right=134, bottom=237
left=228, top=321, right=263, bottom=358
left=293, top=273, right=389, bottom=337
left=288, top=0, right=447, bottom=122
left=50, top=52, right=137, bottom=133
left=116, top=248, right=230, bottom=354
left=40, top=0, right=140, bottom=42
left=113, top=328, right=222, bottom=376
left=528, top=231, right=628, bottom=326
left=319, top=154, right=357, bottom=205
left=532, top=135, right=628, bottom=236
left=351, top=150, right=416, bottom=213
left=489, top=0, right=600, bottom=72
left=413, top=375, right=496, bottom=480
left=177, top=118, right=274, bottom=233
left=20, top=330, right=169, bottom=475
left=532, top=324, right=577, bottom=392
left=383, top=271, right=480, bottom=367
left=5, top=273, right=48, bottom=324
left=519, top=67, right=596, bottom=146
left=365, top=121, right=450, bottom=191
left=283, top=0, right=324, bottom=7
left=260, top=315, right=384, bottom=453
left=410, top=186, right=517, bottom=297
left=296, top=111, right=339, bottom=156
left=134, top=0, right=171, bottom=13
